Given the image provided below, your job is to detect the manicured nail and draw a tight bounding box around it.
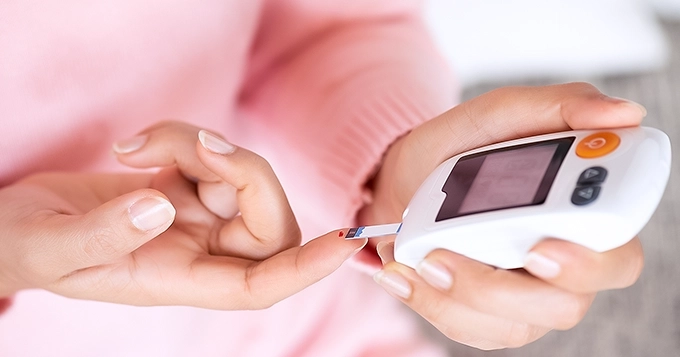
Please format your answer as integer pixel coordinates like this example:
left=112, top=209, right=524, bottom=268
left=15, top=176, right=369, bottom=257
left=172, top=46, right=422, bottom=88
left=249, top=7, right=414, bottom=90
left=112, top=135, right=148, bottom=154
left=605, top=96, right=647, bottom=117
left=129, top=197, right=176, bottom=231
left=198, top=130, right=236, bottom=154
left=416, top=260, right=453, bottom=290
left=376, top=241, right=394, bottom=264
left=524, top=252, right=561, bottom=279
left=373, top=270, right=411, bottom=299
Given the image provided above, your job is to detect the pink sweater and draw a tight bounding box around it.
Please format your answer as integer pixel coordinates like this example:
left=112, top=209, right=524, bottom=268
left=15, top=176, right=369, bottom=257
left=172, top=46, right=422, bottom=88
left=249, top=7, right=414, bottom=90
left=0, top=1, right=457, bottom=355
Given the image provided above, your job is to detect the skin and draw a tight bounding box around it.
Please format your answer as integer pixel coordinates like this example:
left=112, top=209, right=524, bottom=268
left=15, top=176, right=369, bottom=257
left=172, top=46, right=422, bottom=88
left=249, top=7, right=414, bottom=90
left=359, top=82, right=647, bottom=349
left=0, top=83, right=646, bottom=350
left=0, top=122, right=367, bottom=309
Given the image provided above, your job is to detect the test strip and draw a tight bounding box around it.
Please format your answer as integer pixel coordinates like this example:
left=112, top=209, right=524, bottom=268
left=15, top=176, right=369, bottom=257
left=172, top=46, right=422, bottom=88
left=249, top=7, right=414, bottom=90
left=345, top=223, right=402, bottom=239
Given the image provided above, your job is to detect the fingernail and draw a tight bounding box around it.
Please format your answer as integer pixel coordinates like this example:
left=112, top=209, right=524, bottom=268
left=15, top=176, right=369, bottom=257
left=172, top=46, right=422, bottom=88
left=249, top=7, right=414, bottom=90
left=524, top=252, right=561, bottom=279
left=129, top=197, right=176, bottom=231
left=416, top=260, right=453, bottom=290
left=376, top=241, right=394, bottom=264
left=198, top=130, right=236, bottom=154
left=112, top=135, right=148, bottom=154
left=605, top=96, right=647, bottom=117
left=373, top=270, right=411, bottom=299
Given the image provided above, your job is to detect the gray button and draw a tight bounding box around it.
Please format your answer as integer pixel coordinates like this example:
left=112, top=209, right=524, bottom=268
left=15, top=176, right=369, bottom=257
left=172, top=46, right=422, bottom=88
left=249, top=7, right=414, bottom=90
left=577, top=166, right=607, bottom=185
left=571, top=186, right=601, bottom=205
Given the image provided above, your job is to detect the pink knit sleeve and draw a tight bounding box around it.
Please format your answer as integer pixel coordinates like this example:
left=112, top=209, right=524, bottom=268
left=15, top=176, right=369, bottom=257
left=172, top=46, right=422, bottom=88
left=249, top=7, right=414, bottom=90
left=239, top=0, right=459, bottom=228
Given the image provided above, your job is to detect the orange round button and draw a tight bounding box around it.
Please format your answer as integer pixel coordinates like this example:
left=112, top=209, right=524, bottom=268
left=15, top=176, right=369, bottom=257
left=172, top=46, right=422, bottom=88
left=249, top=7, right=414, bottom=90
left=576, top=132, right=620, bottom=158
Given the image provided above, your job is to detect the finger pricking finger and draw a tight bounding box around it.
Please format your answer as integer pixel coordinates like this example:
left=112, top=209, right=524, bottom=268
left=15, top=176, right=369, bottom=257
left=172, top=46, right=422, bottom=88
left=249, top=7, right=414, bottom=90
left=524, top=237, right=645, bottom=293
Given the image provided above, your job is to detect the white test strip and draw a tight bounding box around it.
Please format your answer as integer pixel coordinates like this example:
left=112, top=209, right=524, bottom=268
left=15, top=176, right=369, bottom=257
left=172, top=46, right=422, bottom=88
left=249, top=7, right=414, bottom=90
left=345, top=223, right=402, bottom=240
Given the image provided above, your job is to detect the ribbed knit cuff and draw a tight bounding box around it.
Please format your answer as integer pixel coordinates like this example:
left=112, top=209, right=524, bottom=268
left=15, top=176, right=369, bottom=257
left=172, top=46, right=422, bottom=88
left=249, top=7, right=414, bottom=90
left=314, top=82, right=455, bottom=223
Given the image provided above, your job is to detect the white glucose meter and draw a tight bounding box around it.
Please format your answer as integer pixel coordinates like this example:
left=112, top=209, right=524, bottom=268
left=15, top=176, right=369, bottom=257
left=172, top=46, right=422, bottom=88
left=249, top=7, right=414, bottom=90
left=391, top=126, right=671, bottom=269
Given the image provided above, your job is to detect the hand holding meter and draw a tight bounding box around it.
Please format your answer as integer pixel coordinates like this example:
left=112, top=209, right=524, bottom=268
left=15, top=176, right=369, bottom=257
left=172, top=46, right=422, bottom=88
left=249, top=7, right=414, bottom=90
left=347, top=126, right=671, bottom=269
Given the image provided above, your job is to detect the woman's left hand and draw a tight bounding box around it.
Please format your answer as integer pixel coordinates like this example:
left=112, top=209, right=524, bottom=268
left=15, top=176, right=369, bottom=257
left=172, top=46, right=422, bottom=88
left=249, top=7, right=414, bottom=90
left=360, top=83, right=647, bottom=349
left=4, top=121, right=366, bottom=309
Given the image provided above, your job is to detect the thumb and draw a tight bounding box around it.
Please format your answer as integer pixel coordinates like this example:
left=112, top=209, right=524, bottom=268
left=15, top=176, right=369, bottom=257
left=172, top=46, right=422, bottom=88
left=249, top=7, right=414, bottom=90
left=41, top=189, right=176, bottom=271
left=398, top=82, right=646, bottom=201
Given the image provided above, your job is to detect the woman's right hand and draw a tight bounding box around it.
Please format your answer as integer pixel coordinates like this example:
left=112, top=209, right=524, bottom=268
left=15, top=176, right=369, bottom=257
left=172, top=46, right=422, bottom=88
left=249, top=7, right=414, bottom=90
left=0, top=123, right=366, bottom=309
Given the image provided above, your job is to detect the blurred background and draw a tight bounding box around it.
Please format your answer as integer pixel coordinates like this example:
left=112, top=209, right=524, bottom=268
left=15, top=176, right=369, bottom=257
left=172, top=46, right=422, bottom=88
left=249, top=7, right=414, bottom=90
left=420, top=0, right=680, bottom=356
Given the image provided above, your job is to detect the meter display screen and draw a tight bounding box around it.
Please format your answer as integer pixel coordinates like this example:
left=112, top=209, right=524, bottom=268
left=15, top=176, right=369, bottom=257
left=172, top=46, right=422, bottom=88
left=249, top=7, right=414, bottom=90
left=436, top=138, right=575, bottom=221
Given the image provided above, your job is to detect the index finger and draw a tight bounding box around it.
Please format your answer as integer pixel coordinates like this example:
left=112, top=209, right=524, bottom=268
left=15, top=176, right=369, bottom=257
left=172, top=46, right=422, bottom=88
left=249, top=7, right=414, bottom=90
left=188, top=230, right=367, bottom=310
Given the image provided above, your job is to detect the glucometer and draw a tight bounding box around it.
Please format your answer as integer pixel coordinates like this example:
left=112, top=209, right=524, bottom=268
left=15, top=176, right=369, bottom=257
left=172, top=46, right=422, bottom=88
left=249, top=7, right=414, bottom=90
left=346, top=126, right=671, bottom=269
